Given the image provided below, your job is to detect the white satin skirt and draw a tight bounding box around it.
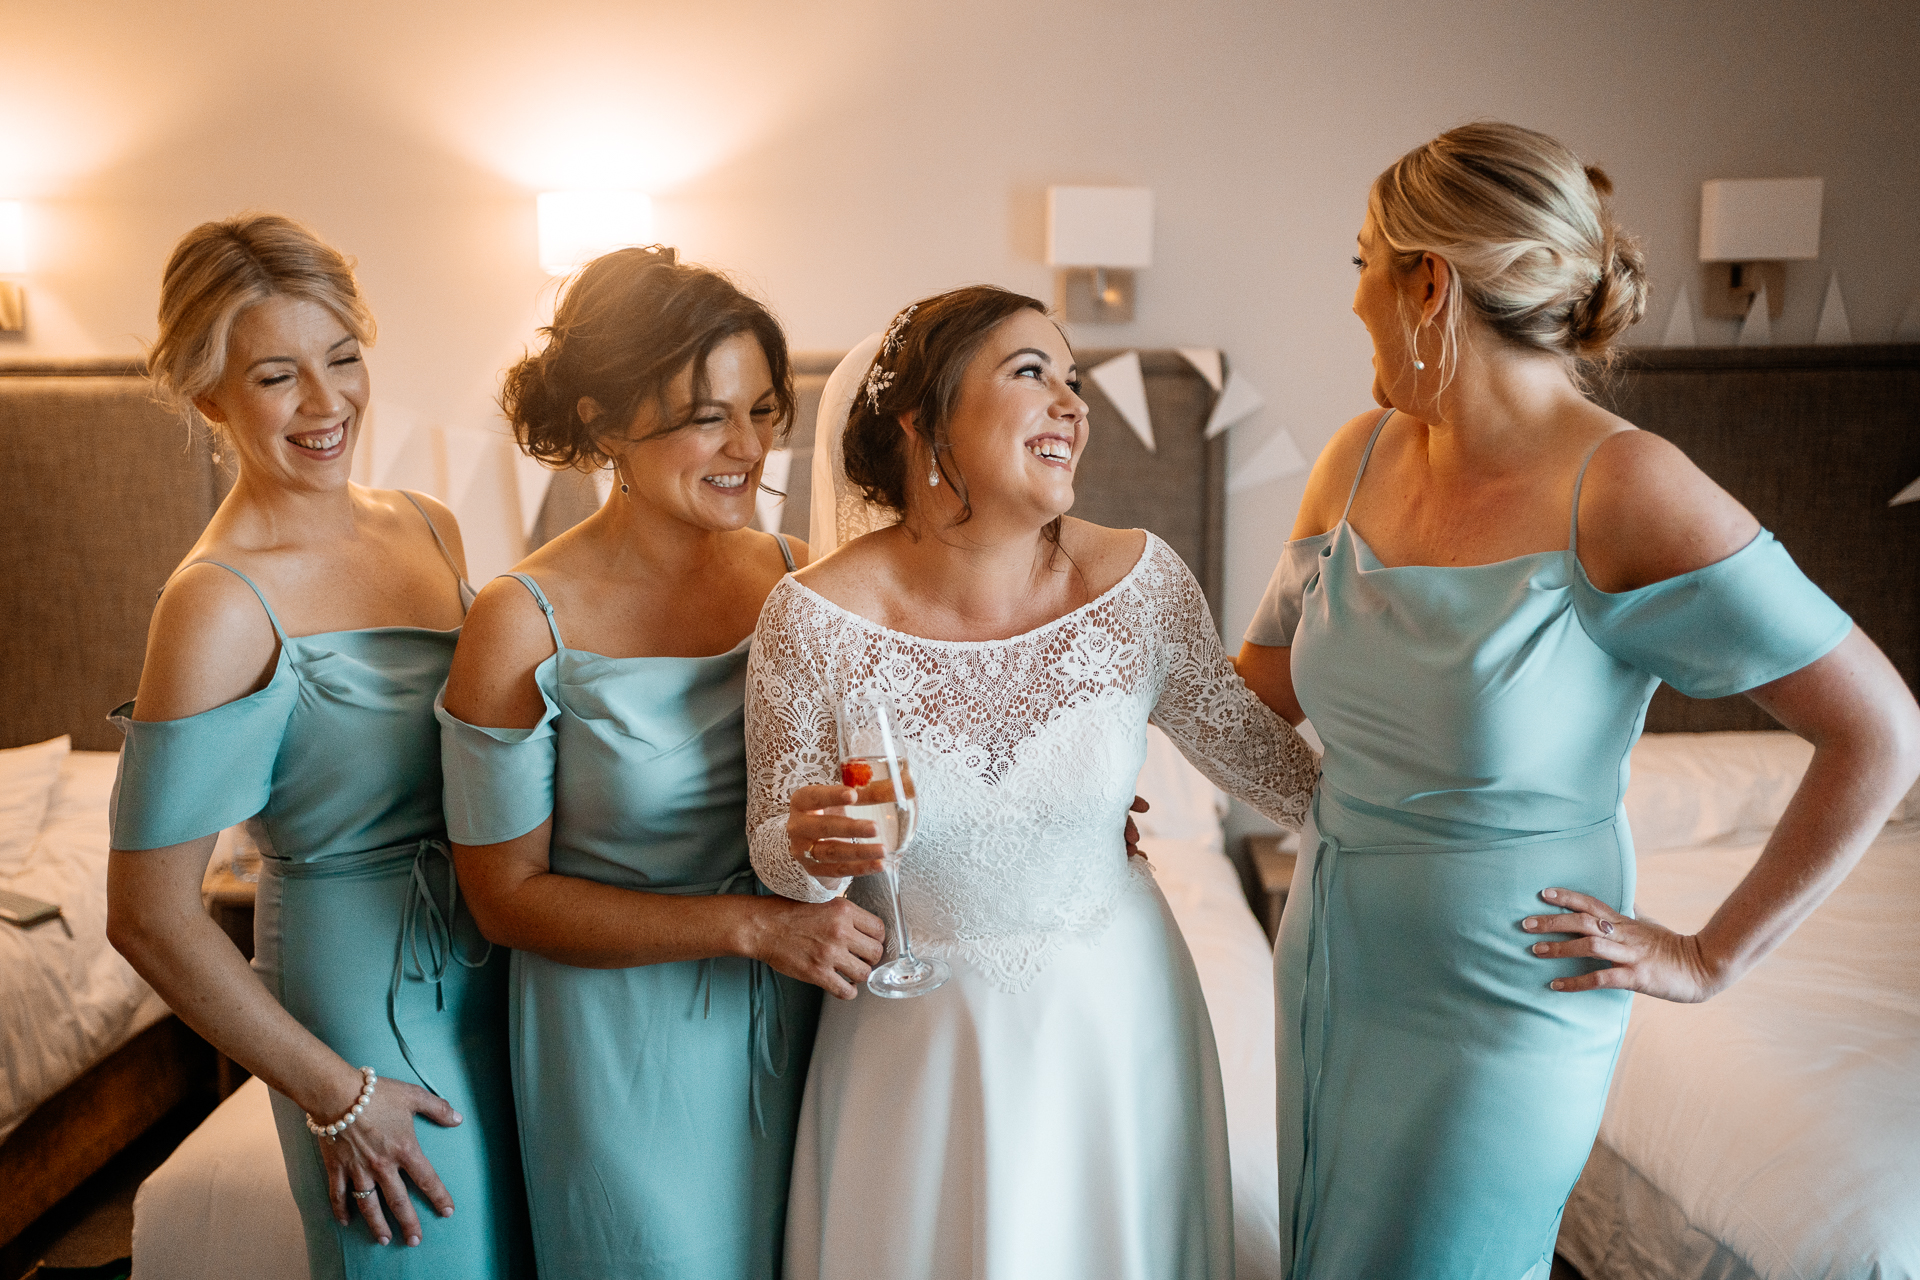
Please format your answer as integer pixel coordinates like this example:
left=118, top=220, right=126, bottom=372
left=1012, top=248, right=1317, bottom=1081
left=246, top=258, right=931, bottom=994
left=784, top=871, right=1234, bottom=1280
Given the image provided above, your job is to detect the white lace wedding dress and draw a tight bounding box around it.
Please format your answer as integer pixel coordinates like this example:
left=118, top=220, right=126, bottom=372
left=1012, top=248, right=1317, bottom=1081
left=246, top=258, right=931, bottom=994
left=746, top=533, right=1316, bottom=1280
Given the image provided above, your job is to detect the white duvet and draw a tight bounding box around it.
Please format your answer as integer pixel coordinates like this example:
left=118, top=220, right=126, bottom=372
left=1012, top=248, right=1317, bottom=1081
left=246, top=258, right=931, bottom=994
left=1568, top=731, right=1920, bottom=1280
left=0, top=748, right=169, bottom=1144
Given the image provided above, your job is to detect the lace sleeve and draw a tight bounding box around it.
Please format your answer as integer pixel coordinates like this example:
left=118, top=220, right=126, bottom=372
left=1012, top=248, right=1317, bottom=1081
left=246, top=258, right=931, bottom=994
left=1145, top=545, right=1317, bottom=829
left=746, top=581, right=851, bottom=903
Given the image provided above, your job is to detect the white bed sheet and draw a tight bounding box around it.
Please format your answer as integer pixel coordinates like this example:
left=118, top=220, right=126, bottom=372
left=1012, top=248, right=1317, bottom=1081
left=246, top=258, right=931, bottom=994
left=0, top=749, right=168, bottom=1144
left=1562, top=820, right=1920, bottom=1280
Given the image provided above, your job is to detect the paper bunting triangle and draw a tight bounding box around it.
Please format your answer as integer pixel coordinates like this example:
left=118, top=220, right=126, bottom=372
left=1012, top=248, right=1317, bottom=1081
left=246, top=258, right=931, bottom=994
left=1814, top=273, right=1852, bottom=345
left=1204, top=369, right=1265, bottom=438
left=756, top=448, right=793, bottom=533
left=1177, top=348, right=1224, bottom=392
left=1891, top=476, right=1920, bottom=507
left=1896, top=297, right=1920, bottom=342
left=1737, top=286, right=1772, bottom=347
left=1090, top=351, right=1155, bottom=453
left=1660, top=286, right=1697, bottom=348
left=512, top=451, right=554, bottom=539
left=1227, top=427, right=1308, bottom=494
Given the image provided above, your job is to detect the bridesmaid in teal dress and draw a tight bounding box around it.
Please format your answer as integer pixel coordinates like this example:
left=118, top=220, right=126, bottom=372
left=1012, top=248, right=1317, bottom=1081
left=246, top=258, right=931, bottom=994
left=106, top=215, right=531, bottom=1277
left=438, top=247, right=885, bottom=1280
left=1236, top=124, right=1920, bottom=1278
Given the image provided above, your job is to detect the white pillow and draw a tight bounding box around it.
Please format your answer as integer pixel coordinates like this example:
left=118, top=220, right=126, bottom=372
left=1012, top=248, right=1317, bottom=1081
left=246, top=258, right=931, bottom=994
left=0, top=735, right=71, bottom=876
left=22, top=749, right=120, bottom=873
left=1134, top=724, right=1228, bottom=845
left=1625, top=731, right=1812, bottom=853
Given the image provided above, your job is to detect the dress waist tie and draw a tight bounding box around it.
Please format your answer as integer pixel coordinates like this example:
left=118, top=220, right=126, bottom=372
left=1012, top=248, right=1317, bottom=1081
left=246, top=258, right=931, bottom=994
left=264, top=838, right=491, bottom=1099
left=1285, top=799, right=1626, bottom=1273
left=651, top=867, right=792, bottom=1136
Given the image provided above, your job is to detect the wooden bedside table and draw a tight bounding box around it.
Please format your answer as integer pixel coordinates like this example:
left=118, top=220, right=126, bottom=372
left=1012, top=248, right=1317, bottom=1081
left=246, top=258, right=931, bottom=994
left=1244, top=832, right=1299, bottom=944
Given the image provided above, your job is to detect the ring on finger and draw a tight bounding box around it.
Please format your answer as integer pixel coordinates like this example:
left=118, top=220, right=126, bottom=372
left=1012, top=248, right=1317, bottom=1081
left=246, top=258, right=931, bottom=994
left=1596, top=918, right=1614, bottom=936
left=351, top=1188, right=378, bottom=1200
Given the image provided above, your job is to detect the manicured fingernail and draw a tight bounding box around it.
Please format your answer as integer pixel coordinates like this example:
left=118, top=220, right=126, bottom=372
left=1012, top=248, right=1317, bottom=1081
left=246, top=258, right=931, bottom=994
left=1543, top=889, right=1559, bottom=900
left=1523, top=917, right=1539, bottom=930
left=408, top=1235, right=421, bottom=1247
left=1549, top=980, right=1565, bottom=990
left=440, top=1207, right=455, bottom=1218
left=450, top=1113, right=464, bottom=1124
left=1533, top=943, right=1550, bottom=955
left=378, top=1236, right=390, bottom=1246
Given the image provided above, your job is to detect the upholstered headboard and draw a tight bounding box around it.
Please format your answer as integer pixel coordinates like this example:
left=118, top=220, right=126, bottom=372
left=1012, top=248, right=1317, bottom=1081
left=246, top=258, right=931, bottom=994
left=0, top=360, right=229, bottom=751
left=530, top=348, right=1230, bottom=623
left=1596, top=344, right=1920, bottom=733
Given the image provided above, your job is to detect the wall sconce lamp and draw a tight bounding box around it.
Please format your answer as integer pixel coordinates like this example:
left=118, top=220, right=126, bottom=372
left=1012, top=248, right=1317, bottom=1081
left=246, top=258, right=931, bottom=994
left=536, top=191, right=654, bottom=277
left=1047, top=186, right=1153, bottom=324
left=1699, top=177, right=1822, bottom=320
left=0, top=201, right=26, bottom=334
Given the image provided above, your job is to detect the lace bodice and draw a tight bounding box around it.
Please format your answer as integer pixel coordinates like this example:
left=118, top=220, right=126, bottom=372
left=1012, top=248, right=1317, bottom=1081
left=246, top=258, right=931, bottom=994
left=746, top=534, right=1316, bottom=991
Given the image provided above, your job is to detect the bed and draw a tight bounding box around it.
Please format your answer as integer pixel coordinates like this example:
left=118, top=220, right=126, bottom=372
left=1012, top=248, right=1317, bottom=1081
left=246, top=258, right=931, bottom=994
left=1552, top=343, right=1920, bottom=1279
left=133, top=348, right=1290, bottom=1277
left=0, top=360, right=228, bottom=1250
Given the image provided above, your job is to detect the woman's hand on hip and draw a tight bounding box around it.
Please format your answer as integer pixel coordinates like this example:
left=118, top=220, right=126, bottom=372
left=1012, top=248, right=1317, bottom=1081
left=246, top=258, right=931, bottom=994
left=1523, top=887, right=1723, bottom=1004
left=319, top=1074, right=462, bottom=1246
left=748, top=896, right=887, bottom=1000
left=787, top=783, right=887, bottom=878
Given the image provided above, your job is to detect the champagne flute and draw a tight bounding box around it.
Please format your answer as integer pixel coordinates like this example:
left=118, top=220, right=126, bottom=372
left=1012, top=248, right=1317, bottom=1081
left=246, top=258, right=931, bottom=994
left=836, top=690, right=949, bottom=999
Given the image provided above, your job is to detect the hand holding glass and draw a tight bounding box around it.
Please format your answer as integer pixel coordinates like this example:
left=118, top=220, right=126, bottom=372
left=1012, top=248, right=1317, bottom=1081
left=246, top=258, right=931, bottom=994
left=836, top=691, right=949, bottom=998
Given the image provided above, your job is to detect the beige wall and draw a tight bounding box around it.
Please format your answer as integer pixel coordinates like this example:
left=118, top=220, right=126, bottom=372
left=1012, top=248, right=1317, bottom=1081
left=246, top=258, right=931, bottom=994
left=3, top=0, right=1916, bottom=618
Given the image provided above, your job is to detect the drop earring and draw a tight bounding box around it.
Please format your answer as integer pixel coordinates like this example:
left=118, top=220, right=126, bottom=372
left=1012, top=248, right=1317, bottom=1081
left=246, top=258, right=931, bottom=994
left=1413, top=360, right=1426, bottom=371
left=928, top=462, right=940, bottom=487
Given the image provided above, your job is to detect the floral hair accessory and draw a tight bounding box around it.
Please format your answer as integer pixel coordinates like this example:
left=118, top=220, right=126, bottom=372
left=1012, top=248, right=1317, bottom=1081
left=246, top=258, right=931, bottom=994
left=864, top=367, right=896, bottom=412
left=881, top=304, right=917, bottom=357
left=864, top=304, right=917, bottom=411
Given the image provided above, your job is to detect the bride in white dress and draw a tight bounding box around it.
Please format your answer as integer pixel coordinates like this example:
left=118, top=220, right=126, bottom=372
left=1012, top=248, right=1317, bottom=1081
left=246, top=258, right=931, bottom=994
left=745, top=286, right=1316, bottom=1280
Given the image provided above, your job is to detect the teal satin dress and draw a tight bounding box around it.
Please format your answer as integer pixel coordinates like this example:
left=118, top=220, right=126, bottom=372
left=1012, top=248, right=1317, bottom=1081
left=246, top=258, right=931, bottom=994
left=109, top=497, right=532, bottom=1280
left=1245, top=413, right=1851, bottom=1279
left=436, top=557, right=821, bottom=1280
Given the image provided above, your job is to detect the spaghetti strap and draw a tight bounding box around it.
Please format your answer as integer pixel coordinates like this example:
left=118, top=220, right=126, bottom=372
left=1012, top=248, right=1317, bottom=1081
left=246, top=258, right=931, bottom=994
left=400, top=491, right=469, bottom=590
left=175, top=561, right=288, bottom=640
left=773, top=533, right=796, bottom=573
left=1567, top=431, right=1631, bottom=555
left=507, top=572, right=566, bottom=652
left=1340, top=409, right=1396, bottom=524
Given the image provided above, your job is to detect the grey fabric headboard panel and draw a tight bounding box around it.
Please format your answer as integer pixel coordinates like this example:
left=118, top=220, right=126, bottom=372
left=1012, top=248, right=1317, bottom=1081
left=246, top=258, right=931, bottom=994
left=1596, top=344, right=1920, bottom=733
left=0, top=361, right=229, bottom=751
left=530, top=349, right=1229, bottom=625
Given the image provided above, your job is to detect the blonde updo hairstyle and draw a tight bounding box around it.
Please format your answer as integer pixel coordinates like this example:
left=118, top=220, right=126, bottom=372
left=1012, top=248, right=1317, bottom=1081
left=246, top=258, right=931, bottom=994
left=149, top=213, right=376, bottom=438
left=1370, top=122, right=1648, bottom=389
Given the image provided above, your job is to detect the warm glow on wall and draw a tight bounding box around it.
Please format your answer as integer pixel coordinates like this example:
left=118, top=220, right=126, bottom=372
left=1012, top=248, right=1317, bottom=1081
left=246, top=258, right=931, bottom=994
left=0, top=201, right=25, bottom=274
left=536, top=191, right=654, bottom=276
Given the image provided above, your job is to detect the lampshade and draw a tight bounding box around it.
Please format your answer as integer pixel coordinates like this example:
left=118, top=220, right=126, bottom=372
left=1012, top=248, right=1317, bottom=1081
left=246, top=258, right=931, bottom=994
left=1046, top=186, right=1154, bottom=269
left=1699, top=178, right=1823, bottom=262
left=0, top=202, right=25, bottom=275
left=537, top=191, right=654, bottom=276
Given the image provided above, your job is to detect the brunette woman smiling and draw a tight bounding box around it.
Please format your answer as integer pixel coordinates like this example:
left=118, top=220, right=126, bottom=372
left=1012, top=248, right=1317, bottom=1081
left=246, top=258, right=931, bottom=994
left=107, top=214, right=531, bottom=1278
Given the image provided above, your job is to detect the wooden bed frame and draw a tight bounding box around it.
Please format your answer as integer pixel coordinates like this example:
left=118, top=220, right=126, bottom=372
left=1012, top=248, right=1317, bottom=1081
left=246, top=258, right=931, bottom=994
left=0, top=359, right=229, bottom=1250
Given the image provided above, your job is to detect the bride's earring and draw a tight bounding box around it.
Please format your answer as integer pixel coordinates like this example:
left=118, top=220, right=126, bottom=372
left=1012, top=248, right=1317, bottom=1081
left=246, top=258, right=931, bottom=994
left=928, top=463, right=940, bottom=487
left=1413, top=359, right=1426, bottom=371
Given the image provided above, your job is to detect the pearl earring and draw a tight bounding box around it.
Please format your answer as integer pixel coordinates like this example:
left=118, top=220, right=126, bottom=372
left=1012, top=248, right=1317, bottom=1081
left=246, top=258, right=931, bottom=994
left=1413, top=360, right=1426, bottom=371
left=928, top=463, right=940, bottom=487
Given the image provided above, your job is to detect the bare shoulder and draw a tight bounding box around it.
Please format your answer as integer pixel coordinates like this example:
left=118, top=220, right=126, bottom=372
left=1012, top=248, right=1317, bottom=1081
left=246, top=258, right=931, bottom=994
left=1576, top=429, right=1761, bottom=593
left=134, top=562, right=280, bottom=721
left=1057, top=518, right=1149, bottom=595
left=442, top=573, right=557, bottom=726
left=1294, top=408, right=1391, bottom=539
left=384, top=488, right=469, bottom=574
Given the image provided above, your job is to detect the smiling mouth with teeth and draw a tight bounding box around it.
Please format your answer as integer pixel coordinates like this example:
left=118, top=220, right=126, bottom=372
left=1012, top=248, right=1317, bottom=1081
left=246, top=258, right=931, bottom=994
left=289, top=424, right=346, bottom=452
left=704, top=473, right=750, bottom=490
left=1027, top=439, right=1072, bottom=462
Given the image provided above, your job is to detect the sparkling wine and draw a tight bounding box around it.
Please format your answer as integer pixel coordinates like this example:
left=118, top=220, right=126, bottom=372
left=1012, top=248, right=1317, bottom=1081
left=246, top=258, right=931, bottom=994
left=838, top=755, right=916, bottom=859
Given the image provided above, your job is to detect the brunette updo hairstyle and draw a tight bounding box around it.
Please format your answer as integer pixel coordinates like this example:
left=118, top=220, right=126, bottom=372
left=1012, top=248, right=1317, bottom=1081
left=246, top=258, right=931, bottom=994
left=842, top=285, right=1054, bottom=527
left=1370, top=121, right=1649, bottom=387
left=501, top=246, right=795, bottom=470
left=149, top=213, right=375, bottom=438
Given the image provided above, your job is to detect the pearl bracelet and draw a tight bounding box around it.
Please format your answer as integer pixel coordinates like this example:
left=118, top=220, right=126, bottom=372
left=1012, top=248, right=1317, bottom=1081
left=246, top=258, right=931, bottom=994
left=305, top=1066, right=377, bottom=1140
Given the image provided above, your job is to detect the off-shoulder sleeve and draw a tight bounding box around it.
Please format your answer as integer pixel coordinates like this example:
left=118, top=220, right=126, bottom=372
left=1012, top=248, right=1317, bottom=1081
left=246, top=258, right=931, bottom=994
left=108, top=662, right=298, bottom=851
left=435, top=658, right=563, bottom=845
left=1243, top=533, right=1332, bottom=647
left=1145, top=541, right=1317, bottom=828
left=1573, top=529, right=1852, bottom=699
left=745, top=581, right=850, bottom=903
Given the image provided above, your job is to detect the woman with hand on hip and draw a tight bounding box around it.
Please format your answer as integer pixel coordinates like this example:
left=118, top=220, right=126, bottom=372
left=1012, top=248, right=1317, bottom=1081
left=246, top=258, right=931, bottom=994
left=438, top=247, right=884, bottom=1280
left=747, top=285, right=1318, bottom=1280
left=107, top=214, right=531, bottom=1276
left=1237, top=122, right=1920, bottom=1278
